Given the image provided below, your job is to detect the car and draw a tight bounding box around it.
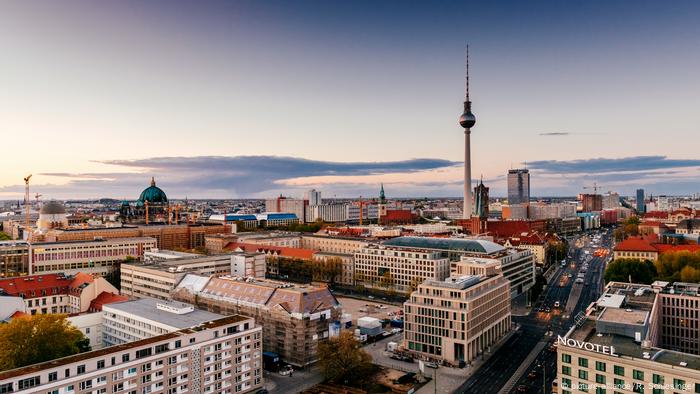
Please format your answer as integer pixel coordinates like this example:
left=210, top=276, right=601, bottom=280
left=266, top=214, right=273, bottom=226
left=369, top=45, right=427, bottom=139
left=528, top=371, right=538, bottom=379
left=516, top=385, right=528, bottom=392
left=278, top=365, right=294, bottom=376
left=368, top=295, right=375, bottom=299
left=391, top=354, right=414, bottom=363
left=554, top=301, right=560, bottom=308
left=424, top=361, right=438, bottom=369
left=391, top=328, right=403, bottom=334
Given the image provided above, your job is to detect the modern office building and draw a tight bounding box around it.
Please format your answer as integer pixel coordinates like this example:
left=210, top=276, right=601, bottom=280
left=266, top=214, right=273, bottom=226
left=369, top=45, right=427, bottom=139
left=0, top=315, right=263, bottom=394
left=353, top=245, right=451, bottom=294
left=265, top=196, right=307, bottom=222
left=305, top=203, right=348, bottom=223
left=172, top=274, right=341, bottom=367
left=636, top=189, right=645, bottom=213
left=507, top=169, right=530, bottom=205
left=403, top=260, right=511, bottom=365
left=30, top=237, right=157, bottom=276
left=556, top=281, right=700, bottom=394
left=102, top=298, right=224, bottom=347
left=383, top=237, right=536, bottom=298
left=305, top=189, right=322, bottom=206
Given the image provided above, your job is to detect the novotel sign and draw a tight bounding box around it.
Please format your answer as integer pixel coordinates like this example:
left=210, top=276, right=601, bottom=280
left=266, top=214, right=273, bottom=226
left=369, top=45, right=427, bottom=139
left=557, top=335, right=617, bottom=356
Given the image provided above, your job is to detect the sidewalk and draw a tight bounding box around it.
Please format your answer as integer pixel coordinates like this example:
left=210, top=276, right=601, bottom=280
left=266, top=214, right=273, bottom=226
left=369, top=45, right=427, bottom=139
left=511, top=292, right=531, bottom=316
left=415, top=325, right=519, bottom=394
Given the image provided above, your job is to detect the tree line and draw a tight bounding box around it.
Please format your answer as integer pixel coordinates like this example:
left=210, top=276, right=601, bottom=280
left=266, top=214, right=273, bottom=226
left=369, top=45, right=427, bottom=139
left=605, top=250, right=700, bottom=284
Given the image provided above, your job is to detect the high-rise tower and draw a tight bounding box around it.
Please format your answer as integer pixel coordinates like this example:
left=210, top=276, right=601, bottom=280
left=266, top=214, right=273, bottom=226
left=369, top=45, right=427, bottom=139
left=459, top=46, right=476, bottom=219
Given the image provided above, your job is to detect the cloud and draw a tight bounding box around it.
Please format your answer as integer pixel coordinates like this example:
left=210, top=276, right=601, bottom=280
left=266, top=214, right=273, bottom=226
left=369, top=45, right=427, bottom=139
left=0, top=155, right=459, bottom=199
left=527, top=156, right=700, bottom=174
left=538, top=132, right=605, bottom=136
left=539, top=132, right=570, bottom=136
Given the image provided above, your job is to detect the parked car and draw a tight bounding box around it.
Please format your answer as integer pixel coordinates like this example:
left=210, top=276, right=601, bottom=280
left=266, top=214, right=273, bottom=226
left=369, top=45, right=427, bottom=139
left=424, top=362, right=438, bottom=369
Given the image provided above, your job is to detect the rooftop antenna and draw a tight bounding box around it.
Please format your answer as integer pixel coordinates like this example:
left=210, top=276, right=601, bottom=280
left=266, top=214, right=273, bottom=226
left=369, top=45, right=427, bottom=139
left=465, top=44, right=470, bottom=103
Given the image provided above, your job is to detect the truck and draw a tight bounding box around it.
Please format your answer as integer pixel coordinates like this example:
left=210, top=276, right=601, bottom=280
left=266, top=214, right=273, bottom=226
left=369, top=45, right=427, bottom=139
left=263, top=351, right=280, bottom=371
left=358, top=316, right=383, bottom=338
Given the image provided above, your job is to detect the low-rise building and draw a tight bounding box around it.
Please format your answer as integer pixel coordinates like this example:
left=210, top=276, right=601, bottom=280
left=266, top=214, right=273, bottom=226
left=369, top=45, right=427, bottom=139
left=403, top=260, right=511, bottom=365
left=0, top=272, right=120, bottom=315
left=172, top=274, right=341, bottom=367
left=0, top=315, right=264, bottom=394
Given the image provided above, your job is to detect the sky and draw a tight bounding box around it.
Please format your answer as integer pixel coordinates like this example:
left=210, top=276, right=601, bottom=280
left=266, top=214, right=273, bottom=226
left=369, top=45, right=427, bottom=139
left=1, top=0, right=700, bottom=200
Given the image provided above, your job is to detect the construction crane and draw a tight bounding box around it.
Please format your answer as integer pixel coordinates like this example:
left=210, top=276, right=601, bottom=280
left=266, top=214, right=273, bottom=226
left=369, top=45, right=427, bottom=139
left=23, top=174, right=32, bottom=236
left=582, top=182, right=609, bottom=195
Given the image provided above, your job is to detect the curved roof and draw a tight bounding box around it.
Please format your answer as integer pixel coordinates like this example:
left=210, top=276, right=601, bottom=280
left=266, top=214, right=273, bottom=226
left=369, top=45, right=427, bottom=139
left=40, top=200, right=66, bottom=215
left=138, top=177, right=168, bottom=204
left=383, top=236, right=505, bottom=254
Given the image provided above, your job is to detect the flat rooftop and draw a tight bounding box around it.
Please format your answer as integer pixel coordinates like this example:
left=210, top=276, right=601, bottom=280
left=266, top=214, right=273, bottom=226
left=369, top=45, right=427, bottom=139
left=598, top=307, right=648, bottom=326
left=103, top=298, right=224, bottom=329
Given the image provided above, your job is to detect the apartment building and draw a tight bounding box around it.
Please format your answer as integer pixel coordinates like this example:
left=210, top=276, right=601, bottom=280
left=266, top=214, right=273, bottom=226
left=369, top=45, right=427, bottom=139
left=0, top=315, right=263, bottom=394
left=120, top=254, right=248, bottom=300
left=301, top=234, right=369, bottom=254
left=0, top=272, right=119, bottom=315
left=354, top=244, right=451, bottom=294
left=102, top=298, right=224, bottom=347
left=0, top=240, right=29, bottom=277
left=172, top=274, right=341, bottom=367
left=30, top=237, right=157, bottom=276
left=556, top=281, right=700, bottom=394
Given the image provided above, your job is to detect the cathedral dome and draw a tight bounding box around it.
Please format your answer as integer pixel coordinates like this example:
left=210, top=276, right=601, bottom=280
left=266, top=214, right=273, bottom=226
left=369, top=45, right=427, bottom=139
left=138, top=177, right=168, bottom=204
left=40, top=200, right=66, bottom=215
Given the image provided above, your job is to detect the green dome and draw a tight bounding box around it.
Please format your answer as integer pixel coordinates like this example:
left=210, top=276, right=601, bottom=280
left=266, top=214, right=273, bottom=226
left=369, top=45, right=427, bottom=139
left=138, top=177, right=168, bottom=204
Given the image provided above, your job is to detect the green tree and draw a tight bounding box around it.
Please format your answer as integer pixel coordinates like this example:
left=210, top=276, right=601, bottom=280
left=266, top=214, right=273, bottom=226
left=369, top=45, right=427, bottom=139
left=0, top=232, right=10, bottom=241
left=0, top=314, right=89, bottom=371
left=604, top=258, right=656, bottom=284
left=317, top=331, right=374, bottom=385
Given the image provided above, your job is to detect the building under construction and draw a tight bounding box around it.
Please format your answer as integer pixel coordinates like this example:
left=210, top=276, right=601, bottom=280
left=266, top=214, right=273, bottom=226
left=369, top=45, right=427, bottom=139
left=172, top=274, right=342, bottom=367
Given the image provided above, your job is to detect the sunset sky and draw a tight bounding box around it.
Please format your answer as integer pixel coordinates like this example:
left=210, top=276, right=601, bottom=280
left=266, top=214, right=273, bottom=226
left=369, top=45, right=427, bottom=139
left=1, top=1, right=700, bottom=199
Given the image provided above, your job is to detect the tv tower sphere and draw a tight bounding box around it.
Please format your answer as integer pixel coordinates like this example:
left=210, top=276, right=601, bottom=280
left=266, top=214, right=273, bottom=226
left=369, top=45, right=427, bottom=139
left=459, top=105, right=476, bottom=129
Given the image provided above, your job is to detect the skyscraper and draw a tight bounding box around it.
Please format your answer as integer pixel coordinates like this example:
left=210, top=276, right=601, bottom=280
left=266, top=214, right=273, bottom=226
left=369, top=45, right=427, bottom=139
left=458, top=46, right=476, bottom=219
left=636, top=188, right=645, bottom=213
left=305, top=189, right=322, bottom=206
left=507, top=169, right=530, bottom=204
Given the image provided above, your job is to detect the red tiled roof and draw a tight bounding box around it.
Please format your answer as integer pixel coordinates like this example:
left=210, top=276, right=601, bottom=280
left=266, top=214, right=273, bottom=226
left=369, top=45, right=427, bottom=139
left=225, top=242, right=316, bottom=260
left=9, top=311, right=28, bottom=319
left=88, top=291, right=128, bottom=312
left=614, top=237, right=658, bottom=252
left=0, top=274, right=72, bottom=298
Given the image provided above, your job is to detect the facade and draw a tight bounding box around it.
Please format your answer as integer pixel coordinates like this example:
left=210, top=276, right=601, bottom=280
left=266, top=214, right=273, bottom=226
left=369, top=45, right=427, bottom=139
left=68, top=312, right=105, bottom=350
left=305, top=189, right=322, bottom=206
left=354, top=245, right=451, bottom=294
left=265, top=196, right=307, bottom=221
left=507, top=169, right=530, bottom=205
left=676, top=218, right=700, bottom=235
left=0, top=315, right=263, bottom=394
left=44, top=223, right=227, bottom=251
left=404, top=261, right=511, bottom=365
left=0, top=272, right=119, bottom=315
left=102, top=298, right=224, bottom=347
left=602, top=192, right=621, bottom=210
left=305, top=204, right=347, bottom=223
left=580, top=194, right=603, bottom=212
left=301, top=234, right=369, bottom=255
left=230, top=253, right=266, bottom=278
left=346, top=203, right=379, bottom=223
left=636, top=189, right=645, bottom=213
left=528, top=202, right=577, bottom=220
left=172, top=275, right=341, bottom=367
left=120, top=255, right=239, bottom=300
left=502, top=204, right=529, bottom=220
left=556, top=282, right=700, bottom=394
left=474, top=179, right=489, bottom=219
left=30, top=237, right=157, bottom=276
left=612, top=237, right=660, bottom=261
left=383, top=237, right=536, bottom=298
left=36, top=200, right=69, bottom=231
left=0, top=240, right=29, bottom=277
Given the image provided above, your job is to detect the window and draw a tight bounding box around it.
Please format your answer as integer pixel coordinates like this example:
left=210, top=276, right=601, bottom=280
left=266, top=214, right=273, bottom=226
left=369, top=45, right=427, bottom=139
left=561, top=378, right=572, bottom=390
left=595, top=388, right=606, bottom=394
left=613, top=365, right=624, bottom=376
left=175, top=340, right=182, bottom=349
left=136, top=348, right=152, bottom=359
left=77, top=365, right=85, bottom=374
left=155, top=344, right=169, bottom=354
left=633, top=382, right=644, bottom=393
left=578, top=357, right=589, bottom=368
left=595, top=361, right=606, bottom=372
left=674, top=379, right=686, bottom=390
left=633, top=370, right=644, bottom=381
left=562, top=366, right=571, bottom=376
left=0, top=383, right=13, bottom=393
left=18, top=376, right=40, bottom=390
left=652, top=374, right=663, bottom=385
left=97, top=360, right=105, bottom=369
left=122, top=354, right=130, bottom=362
left=596, top=374, right=606, bottom=384
left=561, top=353, right=572, bottom=363
left=579, top=370, right=588, bottom=380
left=614, top=378, right=625, bottom=389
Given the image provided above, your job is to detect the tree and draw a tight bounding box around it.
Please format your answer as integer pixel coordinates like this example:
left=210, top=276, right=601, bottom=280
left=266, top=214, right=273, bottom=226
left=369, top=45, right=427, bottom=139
left=0, top=314, right=89, bottom=371
left=317, top=331, right=374, bottom=385
left=0, top=232, right=10, bottom=241
left=604, top=258, right=656, bottom=284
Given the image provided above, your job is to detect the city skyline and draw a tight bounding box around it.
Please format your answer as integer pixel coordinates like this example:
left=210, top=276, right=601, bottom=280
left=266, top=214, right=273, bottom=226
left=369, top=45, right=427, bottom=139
left=2, top=1, right=700, bottom=199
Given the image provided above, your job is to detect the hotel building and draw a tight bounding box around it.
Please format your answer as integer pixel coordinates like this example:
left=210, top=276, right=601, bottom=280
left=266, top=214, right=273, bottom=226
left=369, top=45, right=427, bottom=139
left=0, top=315, right=263, bottom=394
left=556, top=281, right=700, bottom=394
left=403, top=260, right=511, bottom=365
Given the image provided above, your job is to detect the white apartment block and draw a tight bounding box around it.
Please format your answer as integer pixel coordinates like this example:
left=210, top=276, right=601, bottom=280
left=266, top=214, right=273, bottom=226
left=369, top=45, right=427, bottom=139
left=0, top=315, right=263, bottom=394
left=30, top=237, right=157, bottom=276
left=102, top=298, right=224, bottom=347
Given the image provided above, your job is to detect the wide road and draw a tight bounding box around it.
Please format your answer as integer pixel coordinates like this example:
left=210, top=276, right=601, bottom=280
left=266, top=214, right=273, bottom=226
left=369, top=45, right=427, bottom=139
left=507, top=229, right=613, bottom=394
left=455, top=229, right=614, bottom=394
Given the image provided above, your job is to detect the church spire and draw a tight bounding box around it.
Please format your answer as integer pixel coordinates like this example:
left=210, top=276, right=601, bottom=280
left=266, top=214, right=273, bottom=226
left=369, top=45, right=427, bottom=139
left=379, top=183, right=386, bottom=204
left=150, top=177, right=156, bottom=187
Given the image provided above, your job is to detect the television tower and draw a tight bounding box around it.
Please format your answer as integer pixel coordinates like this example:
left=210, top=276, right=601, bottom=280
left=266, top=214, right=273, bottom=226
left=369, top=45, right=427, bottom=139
left=458, top=46, right=476, bottom=219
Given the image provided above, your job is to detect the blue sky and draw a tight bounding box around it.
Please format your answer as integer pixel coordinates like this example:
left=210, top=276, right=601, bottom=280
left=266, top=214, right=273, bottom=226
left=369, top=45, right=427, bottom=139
left=1, top=1, right=699, bottom=199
